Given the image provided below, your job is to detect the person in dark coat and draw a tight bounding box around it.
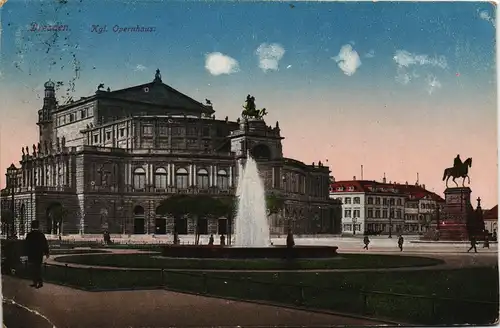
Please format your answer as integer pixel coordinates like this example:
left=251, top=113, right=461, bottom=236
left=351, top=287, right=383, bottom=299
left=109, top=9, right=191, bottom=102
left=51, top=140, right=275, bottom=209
left=208, top=234, right=214, bottom=246
left=398, top=235, right=404, bottom=251
left=363, top=236, right=370, bottom=250
left=467, top=235, right=478, bottom=253
left=25, top=220, right=49, bottom=288
left=220, top=234, right=226, bottom=246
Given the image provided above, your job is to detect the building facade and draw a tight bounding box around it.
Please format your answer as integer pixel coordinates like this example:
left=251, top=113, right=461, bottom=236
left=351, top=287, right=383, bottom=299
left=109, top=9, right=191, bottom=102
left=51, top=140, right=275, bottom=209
left=0, top=70, right=341, bottom=237
left=330, top=179, right=444, bottom=235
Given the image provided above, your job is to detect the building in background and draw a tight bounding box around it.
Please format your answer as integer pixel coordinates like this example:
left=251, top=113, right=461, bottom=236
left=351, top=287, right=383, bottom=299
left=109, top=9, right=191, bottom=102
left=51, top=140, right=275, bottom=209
left=330, top=178, right=444, bottom=235
left=483, top=205, right=498, bottom=234
left=0, top=70, right=341, bottom=238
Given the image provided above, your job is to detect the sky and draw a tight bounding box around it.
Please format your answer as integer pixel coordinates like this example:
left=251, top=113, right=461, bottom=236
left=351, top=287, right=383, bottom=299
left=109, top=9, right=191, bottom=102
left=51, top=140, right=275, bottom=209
left=0, top=0, right=497, bottom=207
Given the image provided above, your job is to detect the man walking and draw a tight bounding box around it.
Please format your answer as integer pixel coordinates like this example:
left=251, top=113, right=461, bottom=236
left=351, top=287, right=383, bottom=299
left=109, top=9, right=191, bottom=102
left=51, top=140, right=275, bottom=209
left=398, top=235, right=404, bottom=252
left=363, top=236, right=370, bottom=250
left=467, top=235, right=478, bottom=253
left=25, top=220, right=49, bottom=288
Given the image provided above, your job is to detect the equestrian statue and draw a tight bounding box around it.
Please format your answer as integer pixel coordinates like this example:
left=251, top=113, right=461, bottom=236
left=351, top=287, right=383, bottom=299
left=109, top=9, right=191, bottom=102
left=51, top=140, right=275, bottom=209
left=241, top=95, right=268, bottom=120
left=442, top=154, right=472, bottom=188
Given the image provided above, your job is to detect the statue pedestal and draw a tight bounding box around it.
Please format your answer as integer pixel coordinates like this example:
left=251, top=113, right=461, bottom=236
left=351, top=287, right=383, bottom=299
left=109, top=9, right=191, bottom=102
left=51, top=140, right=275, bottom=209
left=438, top=187, right=472, bottom=241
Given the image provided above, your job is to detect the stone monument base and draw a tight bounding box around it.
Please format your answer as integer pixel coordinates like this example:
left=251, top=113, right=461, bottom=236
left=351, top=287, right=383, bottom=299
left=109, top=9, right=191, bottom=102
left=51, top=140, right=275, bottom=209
left=438, top=221, right=469, bottom=241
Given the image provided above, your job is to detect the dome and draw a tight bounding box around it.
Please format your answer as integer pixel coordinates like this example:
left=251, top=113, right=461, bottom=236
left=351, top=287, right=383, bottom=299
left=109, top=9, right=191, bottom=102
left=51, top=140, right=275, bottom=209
left=44, top=80, right=55, bottom=88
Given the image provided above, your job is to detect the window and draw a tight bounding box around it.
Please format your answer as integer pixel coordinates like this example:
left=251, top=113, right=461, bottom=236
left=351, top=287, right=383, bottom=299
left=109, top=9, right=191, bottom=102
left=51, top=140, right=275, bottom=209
left=353, top=197, right=361, bottom=204
left=367, top=209, right=373, bottom=218
left=143, top=125, right=153, bottom=135
left=159, top=126, right=168, bottom=135
left=133, top=167, right=146, bottom=190
left=344, top=197, right=351, bottom=204
left=172, top=127, right=184, bottom=136
left=343, top=224, right=352, bottom=232
left=375, top=197, right=381, bottom=205
left=187, top=139, right=197, bottom=146
left=70, top=113, right=75, bottom=122
left=197, top=169, right=209, bottom=189
left=397, top=199, right=402, bottom=206
left=176, top=168, right=189, bottom=189
left=106, top=132, right=111, bottom=140
left=383, top=198, right=388, bottom=205
left=202, top=127, right=210, bottom=137
left=81, top=109, right=87, bottom=119
left=120, top=128, right=125, bottom=137
left=382, top=210, right=388, bottom=218
left=217, top=169, right=229, bottom=189
left=390, top=198, right=395, bottom=206
left=375, top=210, right=380, bottom=218
left=154, top=167, right=167, bottom=189
left=344, top=209, right=351, bottom=218
left=396, top=209, right=402, bottom=219
left=62, top=116, right=67, bottom=124
left=187, top=127, right=198, bottom=136
left=367, top=197, right=373, bottom=204
left=353, top=209, right=360, bottom=218
left=93, top=135, right=99, bottom=143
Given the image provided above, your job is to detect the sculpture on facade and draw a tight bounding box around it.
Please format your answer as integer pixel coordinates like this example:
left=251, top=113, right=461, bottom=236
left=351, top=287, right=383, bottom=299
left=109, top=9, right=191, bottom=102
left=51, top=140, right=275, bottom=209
left=56, top=137, right=61, bottom=151
left=442, top=154, right=473, bottom=187
left=22, top=147, right=25, bottom=156
left=155, top=69, right=162, bottom=82
left=61, top=136, right=66, bottom=148
left=32, top=144, right=37, bottom=156
left=97, top=83, right=105, bottom=91
left=241, top=95, right=268, bottom=120
left=44, top=140, right=48, bottom=154
left=25, top=146, right=29, bottom=155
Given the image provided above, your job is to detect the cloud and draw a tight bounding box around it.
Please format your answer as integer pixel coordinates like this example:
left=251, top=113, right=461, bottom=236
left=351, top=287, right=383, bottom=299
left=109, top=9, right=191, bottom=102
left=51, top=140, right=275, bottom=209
left=393, top=50, right=448, bottom=69
left=426, top=75, right=442, bottom=95
left=205, top=52, right=240, bottom=76
left=332, top=44, right=361, bottom=76
left=134, top=64, right=147, bottom=72
left=365, top=50, right=375, bottom=58
left=478, top=10, right=496, bottom=27
left=255, top=43, right=285, bottom=72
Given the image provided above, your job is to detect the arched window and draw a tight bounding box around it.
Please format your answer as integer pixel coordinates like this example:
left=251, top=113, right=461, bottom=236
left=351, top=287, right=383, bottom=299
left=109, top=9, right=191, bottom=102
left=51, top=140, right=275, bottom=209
left=176, top=168, right=189, bottom=189
left=217, top=169, right=229, bottom=189
left=197, top=169, right=209, bottom=189
left=155, top=167, right=167, bottom=189
left=133, top=167, right=146, bottom=190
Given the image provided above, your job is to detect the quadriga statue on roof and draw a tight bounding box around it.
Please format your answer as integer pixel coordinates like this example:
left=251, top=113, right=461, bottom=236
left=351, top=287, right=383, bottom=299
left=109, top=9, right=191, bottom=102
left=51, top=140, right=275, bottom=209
left=241, top=95, right=268, bottom=120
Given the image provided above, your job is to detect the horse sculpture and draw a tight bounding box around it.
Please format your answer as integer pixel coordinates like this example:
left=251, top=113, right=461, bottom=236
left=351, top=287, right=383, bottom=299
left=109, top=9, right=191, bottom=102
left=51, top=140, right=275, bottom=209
left=442, top=157, right=472, bottom=188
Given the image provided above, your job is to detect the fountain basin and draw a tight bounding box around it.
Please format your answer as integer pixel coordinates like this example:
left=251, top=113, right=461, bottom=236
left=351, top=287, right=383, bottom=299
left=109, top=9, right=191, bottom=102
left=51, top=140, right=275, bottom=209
left=161, top=245, right=338, bottom=259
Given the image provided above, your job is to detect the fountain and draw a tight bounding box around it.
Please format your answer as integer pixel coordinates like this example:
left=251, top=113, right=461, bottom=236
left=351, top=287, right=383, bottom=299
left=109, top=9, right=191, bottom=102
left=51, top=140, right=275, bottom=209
left=161, top=155, right=338, bottom=258
left=234, top=155, right=270, bottom=247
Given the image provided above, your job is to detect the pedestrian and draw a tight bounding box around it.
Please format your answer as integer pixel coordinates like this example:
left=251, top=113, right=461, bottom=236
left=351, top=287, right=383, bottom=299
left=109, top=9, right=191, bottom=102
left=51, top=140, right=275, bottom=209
left=483, top=234, right=490, bottom=249
left=363, top=236, right=370, bottom=250
left=220, top=234, right=226, bottom=246
left=467, top=235, right=478, bottom=253
left=398, top=235, right=404, bottom=251
left=208, top=234, right=214, bottom=246
left=25, top=220, right=49, bottom=288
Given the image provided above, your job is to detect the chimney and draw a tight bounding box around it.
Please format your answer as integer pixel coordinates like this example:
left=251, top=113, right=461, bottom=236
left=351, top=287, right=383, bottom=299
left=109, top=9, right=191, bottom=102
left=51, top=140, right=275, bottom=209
left=353, top=176, right=356, bottom=180
left=422, top=184, right=426, bottom=190
left=382, top=172, right=387, bottom=184
left=405, top=181, right=408, bottom=185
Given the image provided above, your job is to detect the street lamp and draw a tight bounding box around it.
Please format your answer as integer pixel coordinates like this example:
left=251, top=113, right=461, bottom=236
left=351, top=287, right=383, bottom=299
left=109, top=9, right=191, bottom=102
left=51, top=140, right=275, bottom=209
left=7, top=164, right=17, bottom=238
left=353, top=216, right=357, bottom=235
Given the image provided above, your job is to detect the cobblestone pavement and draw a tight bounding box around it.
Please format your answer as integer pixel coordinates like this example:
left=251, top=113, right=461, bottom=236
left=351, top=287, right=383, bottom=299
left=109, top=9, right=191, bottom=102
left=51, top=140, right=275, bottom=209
left=2, top=276, right=393, bottom=328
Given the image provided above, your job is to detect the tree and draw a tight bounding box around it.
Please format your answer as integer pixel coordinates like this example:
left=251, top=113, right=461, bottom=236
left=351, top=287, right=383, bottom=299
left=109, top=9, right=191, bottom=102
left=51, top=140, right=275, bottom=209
left=47, top=205, right=69, bottom=235
left=266, top=193, right=285, bottom=217
left=158, top=195, right=227, bottom=245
